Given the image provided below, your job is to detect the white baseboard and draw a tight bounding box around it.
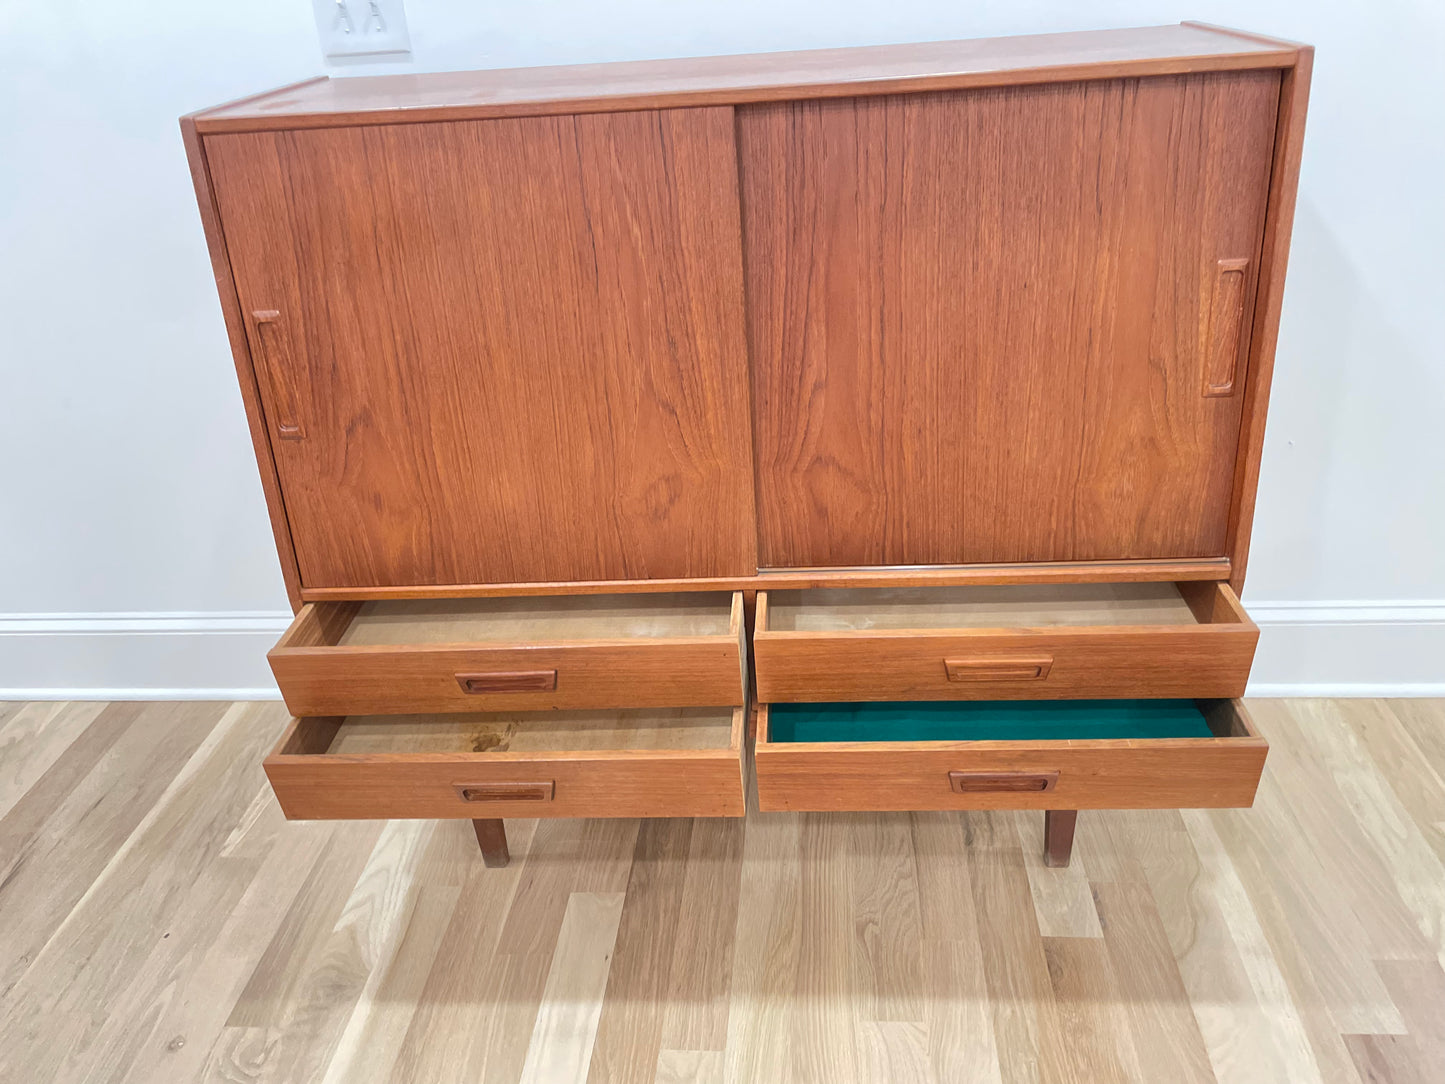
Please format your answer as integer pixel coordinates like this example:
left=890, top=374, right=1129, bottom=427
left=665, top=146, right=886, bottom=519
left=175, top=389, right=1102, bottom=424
left=0, top=612, right=288, bottom=700
left=1, top=601, right=1442, bottom=700
left=1241, top=600, right=1445, bottom=697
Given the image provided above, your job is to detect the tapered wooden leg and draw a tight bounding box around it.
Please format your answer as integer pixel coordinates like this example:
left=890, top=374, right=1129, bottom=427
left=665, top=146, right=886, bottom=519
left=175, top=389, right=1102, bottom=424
left=1044, top=810, right=1078, bottom=868
left=472, top=818, right=509, bottom=867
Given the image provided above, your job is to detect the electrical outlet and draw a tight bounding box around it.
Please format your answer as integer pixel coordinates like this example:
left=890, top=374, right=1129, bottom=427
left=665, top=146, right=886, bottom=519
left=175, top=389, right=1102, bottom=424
left=313, top=0, right=410, bottom=59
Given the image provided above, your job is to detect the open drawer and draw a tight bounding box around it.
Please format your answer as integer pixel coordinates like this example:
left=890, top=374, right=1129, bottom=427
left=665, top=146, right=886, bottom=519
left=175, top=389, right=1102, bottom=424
left=265, top=706, right=746, bottom=820
left=754, top=582, right=1257, bottom=701
left=269, top=591, right=745, bottom=716
left=754, top=698, right=1266, bottom=811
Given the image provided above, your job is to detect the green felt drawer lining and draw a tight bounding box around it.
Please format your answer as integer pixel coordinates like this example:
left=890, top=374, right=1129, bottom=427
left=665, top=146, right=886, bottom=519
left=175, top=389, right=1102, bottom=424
left=765, top=699, right=1213, bottom=744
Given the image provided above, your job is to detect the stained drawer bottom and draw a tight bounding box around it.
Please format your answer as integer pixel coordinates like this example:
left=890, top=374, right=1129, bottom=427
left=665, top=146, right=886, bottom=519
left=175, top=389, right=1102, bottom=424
left=755, top=698, right=1266, bottom=812
left=265, top=707, right=746, bottom=821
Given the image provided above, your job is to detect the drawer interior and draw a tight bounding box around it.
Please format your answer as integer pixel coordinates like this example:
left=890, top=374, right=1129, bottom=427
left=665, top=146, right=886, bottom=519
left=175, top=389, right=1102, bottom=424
left=281, top=706, right=740, bottom=757
left=266, top=706, right=749, bottom=820
left=323, top=591, right=736, bottom=645
left=752, top=698, right=1265, bottom=812
left=270, top=591, right=746, bottom=716
left=764, top=698, right=1241, bottom=744
left=762, top=581, right=1242, bottom=631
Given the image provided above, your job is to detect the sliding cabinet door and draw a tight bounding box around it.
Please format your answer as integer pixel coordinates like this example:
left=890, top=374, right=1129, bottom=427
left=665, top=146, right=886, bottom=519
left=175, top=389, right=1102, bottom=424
left=740, top=71, right=1280, bottom=567
left=207, top=108, right=755, bottom=588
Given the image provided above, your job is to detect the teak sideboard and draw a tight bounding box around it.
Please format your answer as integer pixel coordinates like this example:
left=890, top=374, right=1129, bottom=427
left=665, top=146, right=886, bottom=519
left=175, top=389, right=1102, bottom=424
left=183, top=22, right=1311, bottom=867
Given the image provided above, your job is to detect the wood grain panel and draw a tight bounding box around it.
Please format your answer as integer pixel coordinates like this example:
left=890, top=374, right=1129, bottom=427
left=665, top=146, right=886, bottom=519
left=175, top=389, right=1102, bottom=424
left=754, top=700, right=1267, bottom=811
left=190, top=25, right=1299, bottom=132
left=205, top=107, right=755, bottom=589
left=271, top=639, right=746, bottom=716
left=754, top=627, right=1256, bottom=702
left=753, top=583, right=1257, bottom=702
left=263, top=708, right=746, bottom=820
left=740, top=70, right=1280, bottom=567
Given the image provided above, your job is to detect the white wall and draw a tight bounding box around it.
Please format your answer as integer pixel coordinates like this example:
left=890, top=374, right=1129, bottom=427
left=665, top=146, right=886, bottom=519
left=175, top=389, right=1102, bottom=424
left=2, top=0, right=1442, bottom=695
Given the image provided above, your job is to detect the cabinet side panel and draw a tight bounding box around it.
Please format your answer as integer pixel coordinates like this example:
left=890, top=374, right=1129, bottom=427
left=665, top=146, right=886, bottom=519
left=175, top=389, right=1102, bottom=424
left=204, top=107, right=756, bottom=588
left=740, top=71, right=1280, bottom=568
left=1226, top=51, right=1312, bottom=593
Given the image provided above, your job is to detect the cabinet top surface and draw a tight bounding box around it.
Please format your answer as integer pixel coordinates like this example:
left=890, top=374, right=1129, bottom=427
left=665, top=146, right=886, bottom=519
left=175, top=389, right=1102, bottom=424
left=190, top=23, right=1305, bottom=132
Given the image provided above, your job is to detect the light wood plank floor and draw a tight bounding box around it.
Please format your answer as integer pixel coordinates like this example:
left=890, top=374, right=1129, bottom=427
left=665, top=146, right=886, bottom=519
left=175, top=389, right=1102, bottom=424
left=1, top=699, right=1442, bottom=1083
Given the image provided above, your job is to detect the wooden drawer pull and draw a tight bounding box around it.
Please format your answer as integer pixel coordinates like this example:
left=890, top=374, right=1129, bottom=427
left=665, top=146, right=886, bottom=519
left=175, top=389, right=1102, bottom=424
left=455, top=781, right=555, bottom=803
left=949, top=770, right=1059, bottom=793
left=1202, top=257, right=1250, bottom=397
left=456, top=670, right=558, bottom=694
left=944, top=655, right=1053, bottom=682
left=251, top=309, right=306, bottom=440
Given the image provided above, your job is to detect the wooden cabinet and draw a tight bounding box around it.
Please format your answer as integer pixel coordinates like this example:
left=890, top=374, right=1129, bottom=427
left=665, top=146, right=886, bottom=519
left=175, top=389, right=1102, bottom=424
left=184, top=22, right=1311, bottom=868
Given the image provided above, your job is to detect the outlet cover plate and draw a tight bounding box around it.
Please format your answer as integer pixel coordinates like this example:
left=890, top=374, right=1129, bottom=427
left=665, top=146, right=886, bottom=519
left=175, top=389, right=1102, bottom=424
left=313, top=0, right=411, bottom=59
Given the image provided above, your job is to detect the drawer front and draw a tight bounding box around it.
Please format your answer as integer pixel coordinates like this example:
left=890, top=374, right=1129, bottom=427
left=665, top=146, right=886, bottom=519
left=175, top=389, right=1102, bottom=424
left=264, top=709, right=747, bottom=820
left=753, top=585, right=1257, bottom=702
left=270, top=593, right=746, bottom=715
left=754, top=700, right=1267, bottom=812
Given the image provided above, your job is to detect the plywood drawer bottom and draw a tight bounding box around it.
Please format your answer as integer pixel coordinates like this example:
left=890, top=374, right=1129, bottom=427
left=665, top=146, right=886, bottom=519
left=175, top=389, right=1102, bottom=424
left=754, top=698, right=1266, bottom=811
left=265, top=706, right=746, bottom=820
